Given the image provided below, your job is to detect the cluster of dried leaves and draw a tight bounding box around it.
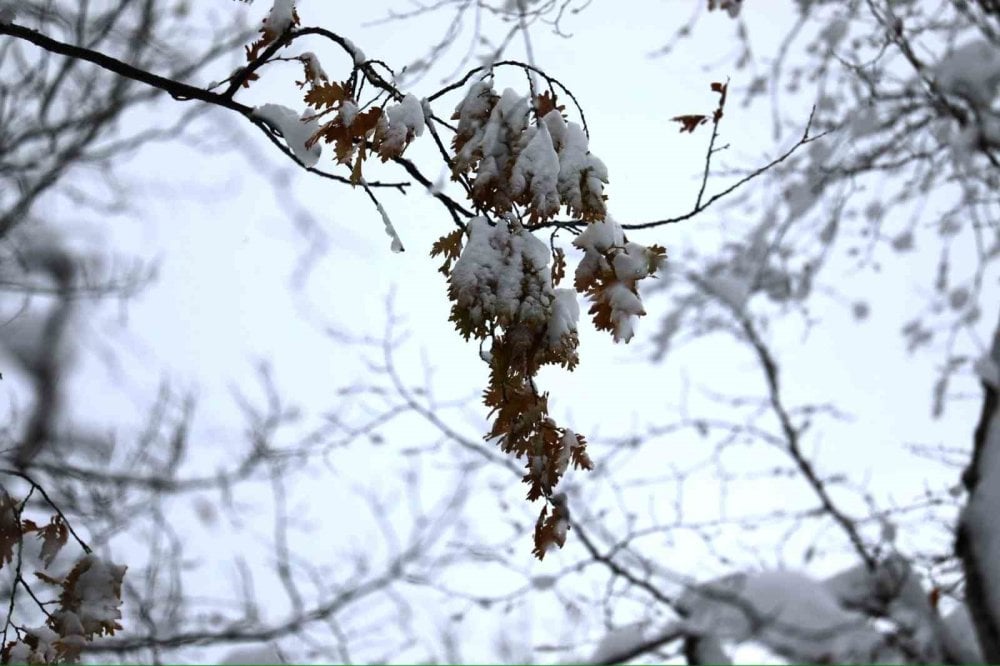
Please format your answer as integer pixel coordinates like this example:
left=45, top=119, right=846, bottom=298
left=238, top=2, right=668, bottom=559
left=1, top=488, right=125, bottom=663
left=433, top=83, right=665, bottom=558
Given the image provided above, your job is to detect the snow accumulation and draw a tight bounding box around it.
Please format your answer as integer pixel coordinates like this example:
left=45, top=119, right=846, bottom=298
left=370, top=184, right=404, bottom=253
left=342, top=38, right=366, bottom=66
left=547, top=289, right=580, bottom=350
left=678, top=570, right=891, bottom=663
left=298, top=52, right=327, bottom=85
left=262, top=0, right=294, bottom=37
left=450, top=216, right=556, bottom=330
left=378, top=94, right=425, bottom=156
left=935, top=40, right=1000, bottom=108
left=6, top=625, right=60, bottom=664
left=510, top=123, right=561, bottom=217
left=252, top=104, right=321, bottom=167
left=589, top=623, right=648, bottom=663
left=451, top=82, right=607, bottom=219
left=675, top=560, right=988, bottom=663
left=555, top=428, right=580, bottom=476
left=338, top=100, right=359, bottom=127
left=540, top=110, right=608, bottom=218
left=77, top=557, right=126, bottom=627
left=572, top=219, right=659, bottom=342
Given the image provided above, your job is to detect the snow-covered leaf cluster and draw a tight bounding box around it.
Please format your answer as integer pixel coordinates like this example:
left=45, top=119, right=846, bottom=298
left=441, top=217, right=591, bottom=553
left=451, top=81, right=608, bottom=221
left=375, top=93, right=426, bottom=160
left=56, top=555, right=127, bottom=640
left=448, top=216, right=568, bottom=349
left=4, top=626, right=61, bottom=664
left=1, top=505, right=126, bottom=663
left=573, top=218, right=666, bottom=342
left=433, top=79, right=669, bottom=557
left=261, top=0, right=295, bottom=40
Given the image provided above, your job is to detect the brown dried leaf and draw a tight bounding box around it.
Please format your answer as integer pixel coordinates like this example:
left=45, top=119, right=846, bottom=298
left=353, top=107, right=383, bottom=136
left=350, top=143, right=366, bottom=185
left=430, top=229, right=464, bottom=276
left=534, top=90, right=565, bottom=120
left=552, top=247, right=566, bottom=286
left=304, top=82, right=348, bottom=110
left=37, top=516, right=68, bottom=568
left=0, top=490, right=18, bottom=569
left=671, top=114, right=708, bottom=133
left=34, top=570, right=62, bottom=586
left=531, top=504, right=568, bottom=560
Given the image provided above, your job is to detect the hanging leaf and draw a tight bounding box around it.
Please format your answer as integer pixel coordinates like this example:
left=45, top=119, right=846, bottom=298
left=430, top=229, right=464, bottom=276
left=304, top=82, right=348, bottom=110
left=0, top=490, right=18, bottom=569
left=671, top=114, right=708, bottom=133
left=37, top=516, right=68, bottom=568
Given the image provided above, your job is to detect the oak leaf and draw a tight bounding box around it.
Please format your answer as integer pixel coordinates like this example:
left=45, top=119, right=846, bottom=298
left=430, top=229, right=464, bottom=276
left=37, top=516, right=68, bottom=568
left=671, top=114, right=708, bottom=133
left=534, top=90, right=565, bottom=120
left=304, top=82, right=348, bottom=110
left=551, top=247, right=566, bottom=286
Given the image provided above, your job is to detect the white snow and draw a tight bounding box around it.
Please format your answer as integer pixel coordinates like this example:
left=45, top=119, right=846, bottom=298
left=298, top=52, right=327, bottom=85
left=450, top=217, right=554, bottom=331
left=604, top=282, right=644, bottom=341
left=363, top=181, right=404, bottom=253
left=67, top=555, right=127, bottom=635
left=453, top=81, right=497, bottom=170
left=590, top=623, right=647, bottom=662
left=338, top=100, right=359, bottom=127
left=342, top=38, right=366, bottom=66
left=822, top=555, right=945, bottom=661
left=679, top=570, right=891, bottom=663
left=510, top=124, right=561, bottom=217
left=572, top=218, right=661, bottom=342
left=541, top=110, right=608, bottom=219
left=252, top=104, right=321, bottom=167
left=574, top=216, right=624, bottom=256
left=262, top=0, right=294, bottom=37
left=378, top=94, right=425, bottom=156
left=547, top=288, right=579, bottom=349
left=449, top=81, right=609, bottom=219
left=555, top=428, right=578, bottom=476
left=935, top=40, right=1000, bottom=108
left=6, top=625, right=60, bottom=664
left=451, top=86, right=530, bottom=208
